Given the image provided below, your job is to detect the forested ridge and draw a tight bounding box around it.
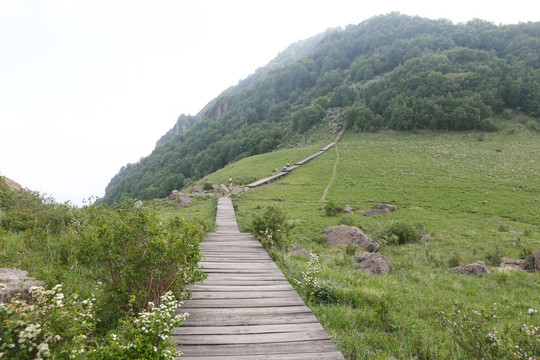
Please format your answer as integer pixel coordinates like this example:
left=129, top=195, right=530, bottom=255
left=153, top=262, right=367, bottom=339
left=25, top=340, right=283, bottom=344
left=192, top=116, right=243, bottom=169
left=101, top=13, right=540, bottom=204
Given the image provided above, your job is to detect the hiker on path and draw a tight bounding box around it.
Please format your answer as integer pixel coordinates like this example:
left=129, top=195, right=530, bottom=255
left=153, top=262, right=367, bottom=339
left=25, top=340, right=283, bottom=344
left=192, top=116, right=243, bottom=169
left=287, top=160, right=290, bottom=168
left=229, top=176, right=232, bottom=186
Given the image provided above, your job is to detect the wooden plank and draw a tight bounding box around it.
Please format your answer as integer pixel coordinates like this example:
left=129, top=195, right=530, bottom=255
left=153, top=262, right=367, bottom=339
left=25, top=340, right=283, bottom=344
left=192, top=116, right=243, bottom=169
left=173, top=329, right=330, bottom=345
left=181, top=297, right=305, bottom=308
left=174, top=323, right=325, bottom=335
left=179, top=305, right=312, bottom=316
left=188, top=284, right=295, bottom=291
left=180, top=312, right=320, bottom=326
left=201, top=268, right=284, bottom=275
left=203, top=274, right=287, bottom=281
left=188, top=290, right=298, bottom=300
left=176, top=340, right=342, bottom=357
left=180, top=352, right=345, bottom=360
left=200, top=262, right=276, bottom=268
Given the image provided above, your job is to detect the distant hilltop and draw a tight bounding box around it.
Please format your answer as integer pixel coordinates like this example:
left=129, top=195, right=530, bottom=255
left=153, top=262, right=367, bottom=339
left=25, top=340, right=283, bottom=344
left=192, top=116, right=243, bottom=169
left=1, top=176, right=22, bottom=191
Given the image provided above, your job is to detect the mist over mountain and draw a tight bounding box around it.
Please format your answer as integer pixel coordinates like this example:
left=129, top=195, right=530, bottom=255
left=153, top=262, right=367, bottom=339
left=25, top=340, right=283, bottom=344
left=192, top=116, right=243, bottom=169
left=101, top=13, right=540, bottom=204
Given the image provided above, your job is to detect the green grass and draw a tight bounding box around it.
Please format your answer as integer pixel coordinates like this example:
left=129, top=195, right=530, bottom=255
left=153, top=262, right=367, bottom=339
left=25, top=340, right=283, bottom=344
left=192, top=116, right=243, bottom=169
left=190, top=116, right=343, bottom=188
left=229, top=128, right=540, bottom=359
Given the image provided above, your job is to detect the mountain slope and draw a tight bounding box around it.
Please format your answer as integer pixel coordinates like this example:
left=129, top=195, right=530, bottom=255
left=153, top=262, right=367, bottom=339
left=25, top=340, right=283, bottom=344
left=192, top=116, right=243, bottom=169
left=102, top=13, right=540, bottom=204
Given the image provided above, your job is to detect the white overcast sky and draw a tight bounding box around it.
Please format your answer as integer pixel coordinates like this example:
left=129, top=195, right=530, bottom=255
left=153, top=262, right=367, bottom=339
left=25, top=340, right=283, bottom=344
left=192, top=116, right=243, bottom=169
left=1, top=0, right=538, bottom=205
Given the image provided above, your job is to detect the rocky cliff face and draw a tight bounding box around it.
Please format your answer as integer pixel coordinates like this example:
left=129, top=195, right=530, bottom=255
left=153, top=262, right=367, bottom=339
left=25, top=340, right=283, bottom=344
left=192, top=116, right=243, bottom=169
left=1, top=176, right=22, bottom=191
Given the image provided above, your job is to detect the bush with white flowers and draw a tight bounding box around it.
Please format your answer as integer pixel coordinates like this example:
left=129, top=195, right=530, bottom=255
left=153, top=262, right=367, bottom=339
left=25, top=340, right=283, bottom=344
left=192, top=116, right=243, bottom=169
left=0, top=287, right=187, bottom=360
left=440, top=301, right=540, bottom=359
left=93, top=291, right=187, bottom=360
left=0, top=284, right=95, bottom=359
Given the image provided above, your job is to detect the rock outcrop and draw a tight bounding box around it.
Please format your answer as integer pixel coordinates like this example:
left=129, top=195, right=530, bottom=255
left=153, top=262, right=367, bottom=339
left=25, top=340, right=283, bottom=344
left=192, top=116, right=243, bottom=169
left=170, top=190, right=192, bottom=207
left=363, top=204, right=396, bottom=217
left=521, top=251, right=540, bottom=272
left=1, top=176, right=22, bottom=191
left=322, top=225, right=379, bottom=252
left=453, top=261, right=491, bottom=275
left=354, top=253, right=392, bottom=275
left=0, top=268, right=45, bottom=303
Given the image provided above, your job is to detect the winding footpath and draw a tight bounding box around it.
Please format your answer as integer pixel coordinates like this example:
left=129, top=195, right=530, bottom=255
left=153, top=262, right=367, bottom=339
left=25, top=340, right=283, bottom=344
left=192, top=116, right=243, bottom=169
left=173, top=197, right=344, bottom=359
left=320, top=145, right=339, bottom=202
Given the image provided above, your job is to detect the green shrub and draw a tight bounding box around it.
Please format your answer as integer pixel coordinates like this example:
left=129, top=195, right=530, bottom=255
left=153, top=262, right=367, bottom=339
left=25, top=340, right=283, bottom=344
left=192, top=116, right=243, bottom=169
left=447, top=253, right=461, bottom=268
left=382, top=221, right=422, bottom=245
left=250, top=206, right=292, bottom=251
left=484, top=247, right=503, bottom=267
left=75, top=200, right=205, bottom=326
left=339, top=214, right=357, bottom=226
left=324, top=201, right=344, bottom=216
left=345, top=243, right=359, bottom=256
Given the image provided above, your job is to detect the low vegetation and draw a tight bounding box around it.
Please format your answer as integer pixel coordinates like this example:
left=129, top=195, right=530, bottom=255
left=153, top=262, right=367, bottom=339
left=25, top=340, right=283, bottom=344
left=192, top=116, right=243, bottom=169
left=0, top=179, right=210, bottom=359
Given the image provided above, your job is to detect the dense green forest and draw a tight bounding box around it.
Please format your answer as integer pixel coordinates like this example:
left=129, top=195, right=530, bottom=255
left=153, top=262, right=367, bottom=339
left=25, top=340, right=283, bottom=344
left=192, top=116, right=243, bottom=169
left=101, top=13, right=540, bottom=204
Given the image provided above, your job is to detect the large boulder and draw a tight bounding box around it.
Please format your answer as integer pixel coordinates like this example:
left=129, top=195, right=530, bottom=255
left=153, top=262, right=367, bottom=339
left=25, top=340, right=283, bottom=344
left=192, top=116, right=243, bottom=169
left=363, top=204, right=396, bottom=217
left=170, top=191, right=191, bottom=207
left=521, top=251, right=540, bottom=272
left=191, top=185, right=204, bottom=193
left=322, top=225, right=379, bottom=252
left=0, top=268, right=45, bottom=303
left=219, top=184, right=230, bottom=195
left=170, top=190, right=182, bottom=199
left=354, top=253, right=392, bottom=275
left=453, top=261, right=491, bottom=275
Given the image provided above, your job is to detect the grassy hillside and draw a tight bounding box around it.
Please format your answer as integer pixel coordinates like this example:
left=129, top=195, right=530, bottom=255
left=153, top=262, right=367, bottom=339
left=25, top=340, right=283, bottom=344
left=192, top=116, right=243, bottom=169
left=102, top=14, right=540, bottom=204
left=221, top=124, right=540, bottom=359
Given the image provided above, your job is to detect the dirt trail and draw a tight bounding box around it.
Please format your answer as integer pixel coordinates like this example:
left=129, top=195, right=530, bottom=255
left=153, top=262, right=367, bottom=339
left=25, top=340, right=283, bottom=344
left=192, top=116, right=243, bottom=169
left=321, top=145, right=339, bottom=201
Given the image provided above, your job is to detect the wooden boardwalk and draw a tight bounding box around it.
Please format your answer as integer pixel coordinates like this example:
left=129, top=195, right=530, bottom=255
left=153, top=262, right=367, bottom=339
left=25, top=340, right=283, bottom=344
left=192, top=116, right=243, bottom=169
left=173, top=197, right=344, bottom=359
left=246, top=125, right=346, bottom=188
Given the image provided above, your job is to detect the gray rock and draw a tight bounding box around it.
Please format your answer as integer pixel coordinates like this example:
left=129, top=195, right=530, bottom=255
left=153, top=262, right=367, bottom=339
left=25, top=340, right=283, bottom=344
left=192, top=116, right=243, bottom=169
left=453, top=261, right=491, bottom=275
left=173, top=192, right=192, bottom=207
left=322, top=225, right=379, bottom=252
left=133, top=200, right=144, bottom=208
left=521, top=251, right=540, bottom=272
left=170, top=190, right=182, bottom=199
left=0, top=268, right=45, bottom=303
left=192, top=185, right=204, bottom=193
left=378, top=204, right=396, bottom=212
left=363, top=208, right=391, bottom=217
left=290, top=246, right=311, bottom=257
left=344, top=205, right=352, bottom=214
left=418, top=234, right=431, bottom=242
left=354, top=253, right=392, bottom=275
left=501, top=257, right=523, bottom=270
left=219, top=184, right=230, bottom=195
